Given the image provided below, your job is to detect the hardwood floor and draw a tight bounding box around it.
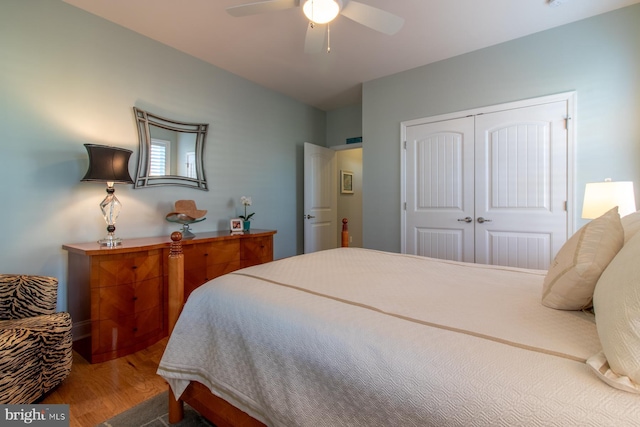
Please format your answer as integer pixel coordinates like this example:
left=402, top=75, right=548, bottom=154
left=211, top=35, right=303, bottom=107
left=41, top=338, right=169, bottom=427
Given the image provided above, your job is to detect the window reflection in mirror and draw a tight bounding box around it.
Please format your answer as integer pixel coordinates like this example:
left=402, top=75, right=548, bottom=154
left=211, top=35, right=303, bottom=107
left=133, top=107, right=208, bottom=190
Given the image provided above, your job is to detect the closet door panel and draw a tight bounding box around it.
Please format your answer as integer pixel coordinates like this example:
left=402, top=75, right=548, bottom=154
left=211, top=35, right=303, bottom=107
left=475, top=101, right=568, bottom=269
left=405, top=117, right=475, bottom=262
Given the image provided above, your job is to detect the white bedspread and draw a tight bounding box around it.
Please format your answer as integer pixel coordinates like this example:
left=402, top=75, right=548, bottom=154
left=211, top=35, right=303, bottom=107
left=158, top=248, right=640, bottom=426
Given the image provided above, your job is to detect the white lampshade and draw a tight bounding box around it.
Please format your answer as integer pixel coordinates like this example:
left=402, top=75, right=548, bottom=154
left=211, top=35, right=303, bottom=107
left=302, top=0, right=341, bottom=24
left=582, top=180, right=637, bottom=219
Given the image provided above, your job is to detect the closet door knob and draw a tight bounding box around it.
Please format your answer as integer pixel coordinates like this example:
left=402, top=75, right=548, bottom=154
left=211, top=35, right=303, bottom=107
left=477, top=217, right=492, bottom=223
left=457, top=217, right=472, bottom=223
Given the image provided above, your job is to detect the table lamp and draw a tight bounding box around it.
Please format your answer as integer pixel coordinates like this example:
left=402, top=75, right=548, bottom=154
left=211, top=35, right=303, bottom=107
left=582, top=179, right=636, bottom=219
left=81, top=144, right=134, bottom=247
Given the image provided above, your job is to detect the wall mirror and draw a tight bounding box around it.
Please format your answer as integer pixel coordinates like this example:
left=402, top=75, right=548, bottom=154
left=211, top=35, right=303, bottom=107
left=133, top=107, right=208, bottom=190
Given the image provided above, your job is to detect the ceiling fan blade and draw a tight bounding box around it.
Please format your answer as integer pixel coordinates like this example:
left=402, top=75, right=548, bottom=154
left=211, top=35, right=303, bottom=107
left=226, top=0, right=298, bottom=17
left=304, top=22, right=327, bottom=54
left=340, top=1, right=404, bottom=35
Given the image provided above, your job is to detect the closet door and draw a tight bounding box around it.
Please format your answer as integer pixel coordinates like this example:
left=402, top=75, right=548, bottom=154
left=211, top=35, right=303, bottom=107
left=403, top=97, right=570, bottom=268
left=405, top=117, right=475, bottom=262
left=474, top=101, right=568, bottom=269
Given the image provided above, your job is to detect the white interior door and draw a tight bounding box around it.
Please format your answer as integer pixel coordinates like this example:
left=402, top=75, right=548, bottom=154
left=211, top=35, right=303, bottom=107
left=405, top=117, right=475, bottom=262
left=475, top=101, right=568, bottom=269
left=304, top=142, right=337, bottom=253
left=402, top=94, right=572, bottom=269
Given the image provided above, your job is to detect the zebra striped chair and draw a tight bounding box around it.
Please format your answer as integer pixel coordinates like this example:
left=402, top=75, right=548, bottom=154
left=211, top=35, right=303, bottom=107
left=0, top=274, right=72, bottom=404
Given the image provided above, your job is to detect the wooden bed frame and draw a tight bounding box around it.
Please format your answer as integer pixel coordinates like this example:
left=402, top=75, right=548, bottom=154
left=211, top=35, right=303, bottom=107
left=165, top=219, right=350, bottom=425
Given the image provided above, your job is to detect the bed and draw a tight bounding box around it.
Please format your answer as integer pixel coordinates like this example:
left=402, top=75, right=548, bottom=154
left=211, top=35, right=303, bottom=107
left=158, top=208, right=640, bottom=426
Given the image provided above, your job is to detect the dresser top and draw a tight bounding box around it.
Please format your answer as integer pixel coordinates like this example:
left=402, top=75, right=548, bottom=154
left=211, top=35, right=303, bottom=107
left=62, top=229, right=276, bottom=256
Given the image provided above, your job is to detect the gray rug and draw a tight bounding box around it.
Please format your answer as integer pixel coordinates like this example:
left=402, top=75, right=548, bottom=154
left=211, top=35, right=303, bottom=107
left=97, top=391, right=215, bottom=427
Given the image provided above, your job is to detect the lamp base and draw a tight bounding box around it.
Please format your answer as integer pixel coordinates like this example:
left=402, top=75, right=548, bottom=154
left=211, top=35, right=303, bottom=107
left=98, top=187, right=124, bottom=247
left=98, top=234, right=123, bottom=247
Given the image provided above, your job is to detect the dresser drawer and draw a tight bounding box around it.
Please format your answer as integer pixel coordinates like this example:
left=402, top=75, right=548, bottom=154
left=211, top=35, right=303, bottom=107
left=93, top=250, right=162, bottom=288
left=94, top=306, right=163, bottom=357
left=206, top=260, right=241, bottom=281
left=183, top=240, right=242, bottom=298
left=184, top=240, right=240, bottom=268
left=241, top=236, right=273, bottom=267
left=95, top=315, right=135, bottom=355
left=95, top=276, right=162, bottom=320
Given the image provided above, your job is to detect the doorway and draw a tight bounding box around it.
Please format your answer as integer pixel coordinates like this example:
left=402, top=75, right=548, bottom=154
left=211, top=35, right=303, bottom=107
left=303, top=142, right=362, bottom=253
left=336, top=145, right=362, bottom=248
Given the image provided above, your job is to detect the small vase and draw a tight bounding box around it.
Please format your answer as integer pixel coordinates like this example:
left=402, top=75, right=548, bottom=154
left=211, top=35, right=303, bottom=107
left=243, top=220, right=251, bottom=232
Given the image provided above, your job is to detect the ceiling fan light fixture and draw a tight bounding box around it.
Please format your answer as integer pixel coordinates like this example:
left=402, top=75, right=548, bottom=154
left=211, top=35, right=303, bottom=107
left=302, top=0, right=341, bottom=24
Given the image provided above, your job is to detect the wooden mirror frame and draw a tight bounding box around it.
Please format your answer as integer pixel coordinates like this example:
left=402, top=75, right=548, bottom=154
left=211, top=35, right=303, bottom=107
left=133, top=107, right=209, bottom=190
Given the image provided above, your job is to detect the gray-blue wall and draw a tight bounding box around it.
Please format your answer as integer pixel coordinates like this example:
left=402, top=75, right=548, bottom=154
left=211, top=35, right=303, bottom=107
left=3, top=1, right=639, bottom=310
left=362, top=4, right=640, bottom=252
left=327, top=104, right=362, bottom=147
left=0, top=1, right=326, bottom=309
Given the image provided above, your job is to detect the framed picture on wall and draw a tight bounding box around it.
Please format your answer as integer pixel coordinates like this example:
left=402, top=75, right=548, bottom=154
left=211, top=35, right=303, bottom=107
left=341, top=170, right=354, bottom=194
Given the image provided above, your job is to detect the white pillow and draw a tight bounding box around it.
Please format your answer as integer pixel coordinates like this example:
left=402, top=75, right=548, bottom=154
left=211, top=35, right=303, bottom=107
left=592, top=231, right=640, bottom=390
left=541, top=207, right=623, bottom=310
left=621, top=209, right=640, bottom=244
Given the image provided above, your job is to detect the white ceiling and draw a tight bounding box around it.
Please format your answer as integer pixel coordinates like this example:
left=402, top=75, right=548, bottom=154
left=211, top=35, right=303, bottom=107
left=62, top=0, right=640, bottom=111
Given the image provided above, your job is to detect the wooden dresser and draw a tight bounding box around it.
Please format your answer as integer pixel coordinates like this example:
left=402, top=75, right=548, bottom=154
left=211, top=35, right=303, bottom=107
left=63, top=229, right=276, bottom=363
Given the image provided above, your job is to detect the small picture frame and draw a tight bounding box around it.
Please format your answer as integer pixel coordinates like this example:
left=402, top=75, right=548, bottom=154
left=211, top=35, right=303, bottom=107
left=341, top=170, right=354, bottom=194
left=230, top=218, right=244, bottom=233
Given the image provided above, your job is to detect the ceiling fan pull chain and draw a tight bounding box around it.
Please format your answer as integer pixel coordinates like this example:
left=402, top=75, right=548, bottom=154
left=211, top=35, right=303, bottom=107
left=327, top=24, right=331, bottom=53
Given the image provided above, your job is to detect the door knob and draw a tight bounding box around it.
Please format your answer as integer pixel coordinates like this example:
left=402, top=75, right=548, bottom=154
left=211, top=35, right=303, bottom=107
left=305, top=214, right=316, bottom=219
left=477, top=217, right=492, bottom=223
left=457, top=217, right=473, bottom=223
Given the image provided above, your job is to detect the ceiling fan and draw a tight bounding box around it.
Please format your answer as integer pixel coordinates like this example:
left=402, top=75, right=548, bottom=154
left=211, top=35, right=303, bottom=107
left=226, top=0, right=405, bottom=53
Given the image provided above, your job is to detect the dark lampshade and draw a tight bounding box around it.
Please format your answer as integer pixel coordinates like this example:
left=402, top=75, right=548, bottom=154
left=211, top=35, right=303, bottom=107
left=81, top=144, right=134, bottom=184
